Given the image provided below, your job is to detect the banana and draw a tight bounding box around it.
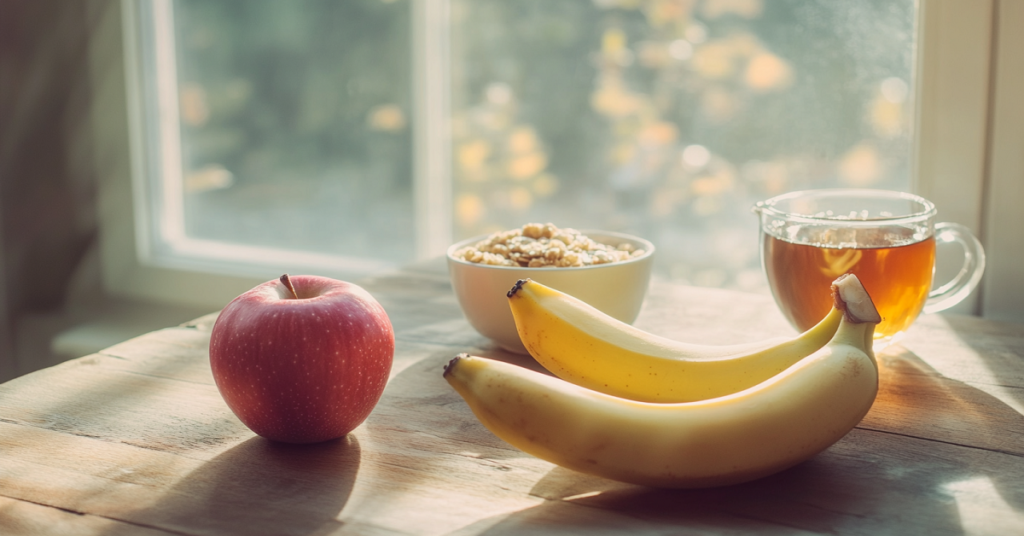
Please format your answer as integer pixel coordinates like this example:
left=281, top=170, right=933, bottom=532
left=507, top=278, right=844, bottom=402
left=445, top=274, right=880, bottom=488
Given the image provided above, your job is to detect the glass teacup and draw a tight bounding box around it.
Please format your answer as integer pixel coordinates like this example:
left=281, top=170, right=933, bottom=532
left=753, top=189, right=985, bottom=345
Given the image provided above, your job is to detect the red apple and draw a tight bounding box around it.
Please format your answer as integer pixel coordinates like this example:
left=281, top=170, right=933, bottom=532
left=209, top=274, right=394, bottom=443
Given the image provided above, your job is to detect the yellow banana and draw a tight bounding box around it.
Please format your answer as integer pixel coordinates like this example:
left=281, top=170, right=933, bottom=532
left=507, top=278, right=844, bottom=402
left=445, top=274, right=880, bottom=488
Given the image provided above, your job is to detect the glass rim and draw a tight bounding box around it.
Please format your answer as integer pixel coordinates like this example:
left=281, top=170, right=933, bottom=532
left=753, top=188, right=937, bottom=225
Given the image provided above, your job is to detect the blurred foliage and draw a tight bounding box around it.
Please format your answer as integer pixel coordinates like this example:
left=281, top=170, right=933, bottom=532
left=173, top=0, right=414, bottom=262
left=450, top=0, right=914, bottom=290
left=168, top=0, right=914, bottom=288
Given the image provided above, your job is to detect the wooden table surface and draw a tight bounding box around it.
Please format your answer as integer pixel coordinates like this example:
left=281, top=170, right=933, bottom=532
left=1, top=259, right=1023, bottom=536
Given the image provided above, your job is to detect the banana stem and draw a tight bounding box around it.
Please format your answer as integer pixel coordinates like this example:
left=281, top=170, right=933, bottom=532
left=831, top=274, right=881, bottom=324
left=833, top=319, right=876, bottom=361
left=830, top=274, right=880, bottom=365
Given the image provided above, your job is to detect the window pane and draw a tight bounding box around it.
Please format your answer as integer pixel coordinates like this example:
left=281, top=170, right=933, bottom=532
left=450, top=0, right=916, bottom=291
left=170, top=0, right=414, bottom=264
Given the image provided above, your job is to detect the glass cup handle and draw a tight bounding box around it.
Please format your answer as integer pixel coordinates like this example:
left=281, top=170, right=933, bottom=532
left=923, top=222, right=986, bottom=314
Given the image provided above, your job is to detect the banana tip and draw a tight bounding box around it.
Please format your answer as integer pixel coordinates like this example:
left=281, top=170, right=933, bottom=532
left=444, top=354, right=468, bottom=377
left=507, top=279, right=531, bottom=298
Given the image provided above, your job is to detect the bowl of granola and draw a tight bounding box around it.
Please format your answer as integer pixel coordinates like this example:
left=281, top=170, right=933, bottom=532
left=447, top=223, right=655, bottom=354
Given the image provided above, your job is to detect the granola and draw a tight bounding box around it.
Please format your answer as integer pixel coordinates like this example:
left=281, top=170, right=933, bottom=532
left=452, top=223, right=645, bottom=268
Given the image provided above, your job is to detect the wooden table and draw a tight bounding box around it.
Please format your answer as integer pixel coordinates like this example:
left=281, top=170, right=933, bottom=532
left=1, top=260, right=1023, bottom=535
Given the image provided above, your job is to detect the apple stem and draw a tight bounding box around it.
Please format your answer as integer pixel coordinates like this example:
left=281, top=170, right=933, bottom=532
left=280, top=274, right=299, bottom=299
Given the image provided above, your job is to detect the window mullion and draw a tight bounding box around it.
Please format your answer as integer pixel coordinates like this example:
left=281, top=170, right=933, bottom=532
left=413, top=0, right=453, bottom=260
left=150, top=0, right=187, bottom=247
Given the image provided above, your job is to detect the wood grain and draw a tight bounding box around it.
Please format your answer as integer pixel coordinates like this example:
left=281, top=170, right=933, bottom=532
left=0, top=263, right=1022, bottom=535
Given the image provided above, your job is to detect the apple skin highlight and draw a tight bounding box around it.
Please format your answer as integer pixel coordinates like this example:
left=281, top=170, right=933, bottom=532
left=209, top=275, right=395, bottom=444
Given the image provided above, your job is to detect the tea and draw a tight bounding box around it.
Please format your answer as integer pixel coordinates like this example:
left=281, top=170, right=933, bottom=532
left=762, top=225, right=936, bottom=340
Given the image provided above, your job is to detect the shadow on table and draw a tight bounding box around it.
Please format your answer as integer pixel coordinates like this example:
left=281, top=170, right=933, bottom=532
left=366, top=341, right=553, bottom=461
left=942, top=315, right=1024, bottom=419
left=447, top=346, right=1024, bottom=535
left=120, top=435, right=360, bottom=536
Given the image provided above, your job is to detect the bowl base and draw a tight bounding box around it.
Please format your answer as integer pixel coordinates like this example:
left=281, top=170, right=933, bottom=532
left=498, top=340, right=530, bottom=355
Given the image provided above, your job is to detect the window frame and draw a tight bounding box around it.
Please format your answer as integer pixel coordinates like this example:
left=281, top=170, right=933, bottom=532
left=134, top=0, right=405, bottom=279
left=979, top=0, right=1024, bottom=323
left=123, top=0, right=444, bottom=298
left=89, top=0, right=1022, bottom=320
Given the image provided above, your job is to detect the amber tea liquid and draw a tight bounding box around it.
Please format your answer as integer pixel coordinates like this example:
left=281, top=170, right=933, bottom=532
left=763, top=225, right=936, bottom=340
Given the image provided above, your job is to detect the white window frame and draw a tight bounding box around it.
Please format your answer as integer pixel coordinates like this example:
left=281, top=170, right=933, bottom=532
left=88, top=0, right=1024, bottom=321
left=133, top=0, right=450, bottom=279
left=912, top=0, right=1024, bottom=322
left=134, top=0, right=405, bottom=277
left=979, top=0, right=1024, bottom=323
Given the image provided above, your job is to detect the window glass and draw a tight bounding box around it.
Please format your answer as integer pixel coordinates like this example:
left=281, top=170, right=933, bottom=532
left=156, top=0, right=916, bottom=289
left=170, top=0, right=414, bottom=264
left=450, top=0, right=915, bottom=290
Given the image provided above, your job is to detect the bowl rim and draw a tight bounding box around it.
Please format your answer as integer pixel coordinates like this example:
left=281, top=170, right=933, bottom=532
left=446, top=228, right=655, bottom=271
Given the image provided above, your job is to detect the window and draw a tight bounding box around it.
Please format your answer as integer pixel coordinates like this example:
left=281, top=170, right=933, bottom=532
left=448, top=0, right=914, bottom=291
left=96, top=0, right=1022, bottom=321
left=134, top=0, right=416, bottom=276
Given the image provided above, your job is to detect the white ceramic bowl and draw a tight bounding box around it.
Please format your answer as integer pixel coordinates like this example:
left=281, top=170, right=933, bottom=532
left=446, top=230, right=655, bottom=354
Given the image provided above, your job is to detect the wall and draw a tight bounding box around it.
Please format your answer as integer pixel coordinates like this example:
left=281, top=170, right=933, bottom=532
left=0, top=1, right=102, bottom=379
